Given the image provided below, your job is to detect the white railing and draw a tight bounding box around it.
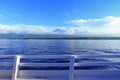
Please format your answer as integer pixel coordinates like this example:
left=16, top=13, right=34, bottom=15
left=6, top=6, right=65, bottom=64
left=0, top=55, right=120, bottom=80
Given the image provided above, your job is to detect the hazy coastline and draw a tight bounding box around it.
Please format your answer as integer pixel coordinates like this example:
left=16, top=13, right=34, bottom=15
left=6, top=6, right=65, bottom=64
left=0, top=34, right=120, bottom=40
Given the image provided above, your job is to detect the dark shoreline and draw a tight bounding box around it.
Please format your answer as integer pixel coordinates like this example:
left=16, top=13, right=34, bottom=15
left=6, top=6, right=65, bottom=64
left=0, top=34, right=120, bottom=40
left=1, top=37, right=120, bottom=40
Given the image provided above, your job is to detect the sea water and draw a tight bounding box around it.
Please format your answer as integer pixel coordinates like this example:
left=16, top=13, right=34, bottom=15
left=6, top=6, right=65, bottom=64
left=0, top=39, right=120, bottom=70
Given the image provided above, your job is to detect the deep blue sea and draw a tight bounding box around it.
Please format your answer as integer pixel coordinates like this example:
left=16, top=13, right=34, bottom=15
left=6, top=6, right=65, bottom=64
left=0, top=39, right=120, bottom=55
left=0, top=39, right=120, bottom=70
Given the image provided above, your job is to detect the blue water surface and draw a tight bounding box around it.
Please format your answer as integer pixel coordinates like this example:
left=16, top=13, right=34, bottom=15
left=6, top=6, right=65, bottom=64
left=0, top=39, right=120, bottom=70
left=0, top=39, right=120, bottom=55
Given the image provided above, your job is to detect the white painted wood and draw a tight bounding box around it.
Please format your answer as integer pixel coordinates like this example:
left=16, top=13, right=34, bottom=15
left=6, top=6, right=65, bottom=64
left=18, top=69, right=120, bottom=77
left=12, top=56, right=20, bottom=80
left=0, top=79, right=11, bottom=80
left=0, top=70, right=12, bottom=76
left=17, top=78, right=67, bottom=80
left=20, top=55, right=70, bottom=59
left=18, top=56, right=71, bottom=80
left=17, top=70, right=120, bottom=80
left=0, top=70, right=119, bottom=80
left=20, top=63, right=69, bottom=67
left=0, top=62, right=13, bottom=66
left=69, top=56, right=75, bottom=80
left=0, top=70, right=12, bottom=80
left=0, top=54, right=120, bottom=58
left=0, top=55, right=119, bottom=80
left=0, top=55, right=14, bottom=58
left=18, top=70, right=69, bottom=77
left=74, top=70, right=120, bottom=76
left=18, top=70, right=68, bottom=77
left=73, top=55, right=120, bottom=59
left=74, top=62, right=120, bottom=66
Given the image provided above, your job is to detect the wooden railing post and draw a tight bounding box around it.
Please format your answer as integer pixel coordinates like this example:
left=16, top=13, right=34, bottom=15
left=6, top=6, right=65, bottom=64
left=69, top=56, right=75, bottom=80
left=12, top=55, right=20, bottom=80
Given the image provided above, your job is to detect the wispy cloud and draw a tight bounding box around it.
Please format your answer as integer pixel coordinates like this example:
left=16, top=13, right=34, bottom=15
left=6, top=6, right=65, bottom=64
left=0, top=16, right=120, bottom=35
left=0, top=9, right=22, bottom=20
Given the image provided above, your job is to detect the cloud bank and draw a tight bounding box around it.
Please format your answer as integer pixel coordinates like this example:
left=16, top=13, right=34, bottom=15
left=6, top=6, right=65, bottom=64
left=0, top=16, right=120, bottom=35
left=70, top=16, right=120, bottom=35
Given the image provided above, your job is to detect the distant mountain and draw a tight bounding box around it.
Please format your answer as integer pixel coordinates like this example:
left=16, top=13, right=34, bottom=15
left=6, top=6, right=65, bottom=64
left=53, top=29, right=66, bottom=33
left=0, top=33, right=120, bottom=39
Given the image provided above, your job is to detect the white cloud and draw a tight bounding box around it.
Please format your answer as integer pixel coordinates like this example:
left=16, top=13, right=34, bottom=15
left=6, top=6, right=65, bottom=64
left=69, top=16, right=120, bottom=35
left=0, top=24, right=78, bottom=34
left=0, top=24, right=51, bottom=34
left=70, top=19, right=87, bottom=23
left=0, top=24, right=11, bottom=33
left=0, top=16, right=120, bottom=35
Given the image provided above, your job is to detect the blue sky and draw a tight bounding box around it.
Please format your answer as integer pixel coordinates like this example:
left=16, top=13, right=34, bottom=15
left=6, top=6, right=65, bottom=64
left=0, top=0, right=120, bottom=35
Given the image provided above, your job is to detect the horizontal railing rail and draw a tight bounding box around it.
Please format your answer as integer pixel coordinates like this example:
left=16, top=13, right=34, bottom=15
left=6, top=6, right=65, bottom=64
left=74, top=62, right=120, bottom=66
left=20, top=63, right=70, bottom=67
left=73, top=54, right=120, bottom=58
left=1, top=54, right=120, bottom=58
left=0, top=62, right=13, bottom=66
left=0, top=55, right=120, bottom=80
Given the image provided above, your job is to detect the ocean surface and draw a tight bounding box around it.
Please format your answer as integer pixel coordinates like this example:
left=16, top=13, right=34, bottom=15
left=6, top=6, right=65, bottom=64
left=0, top=39, right=120, bottom=55
left=0, top=39, right=120, bottom=70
